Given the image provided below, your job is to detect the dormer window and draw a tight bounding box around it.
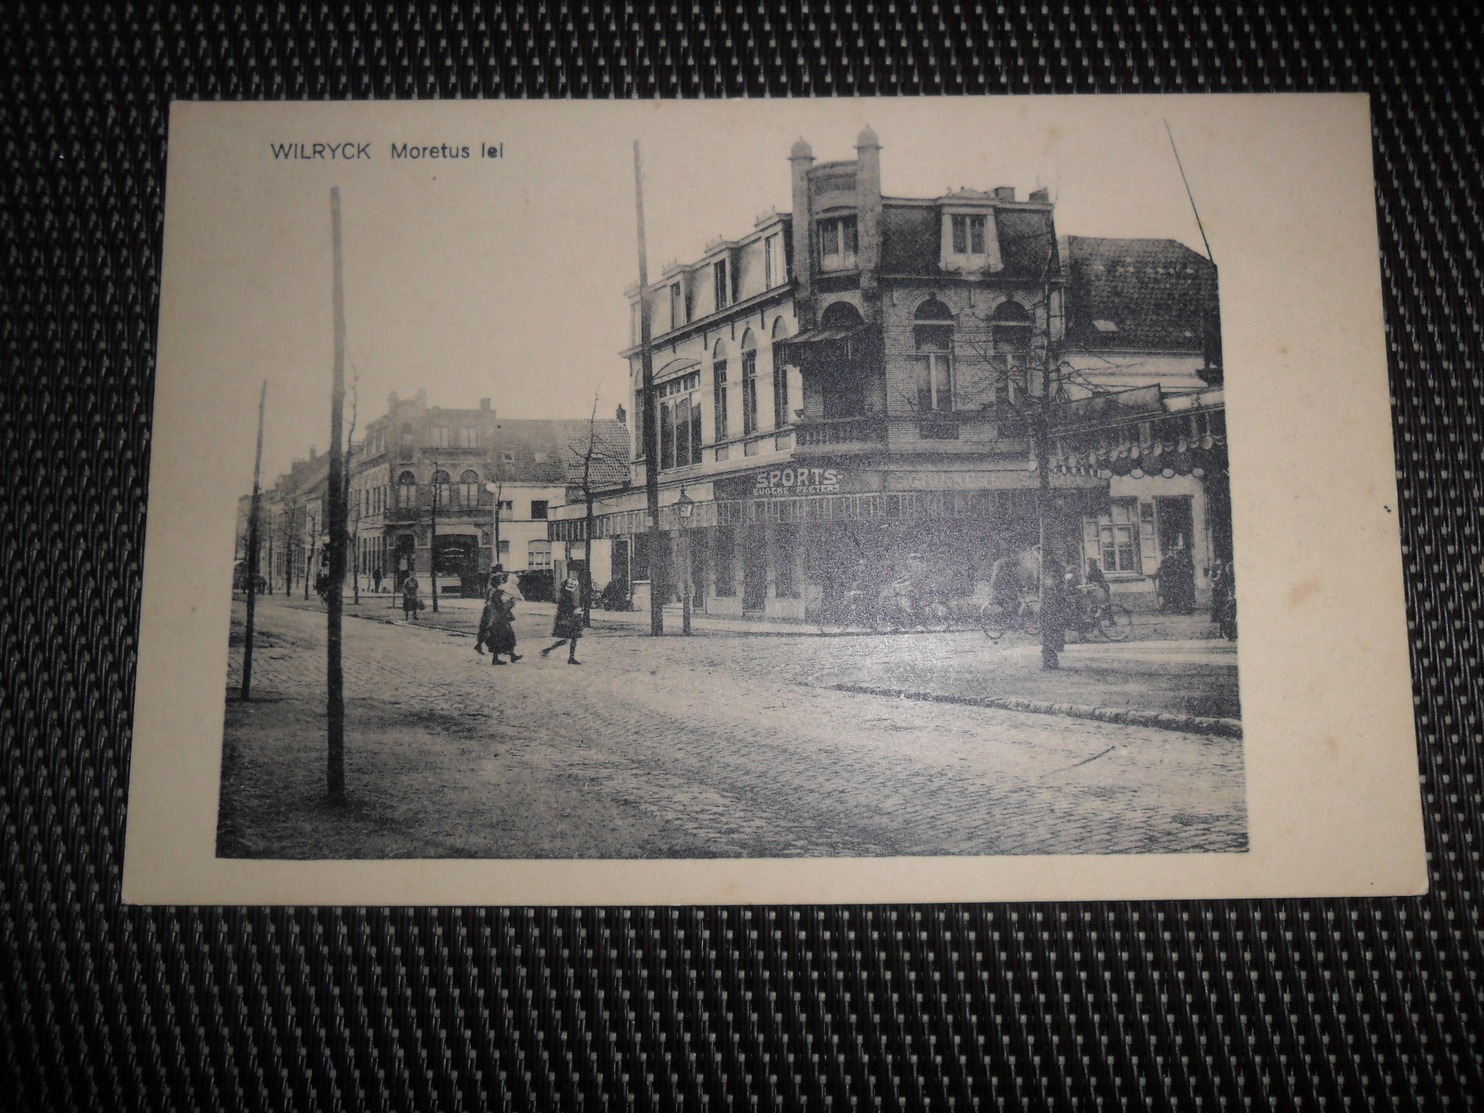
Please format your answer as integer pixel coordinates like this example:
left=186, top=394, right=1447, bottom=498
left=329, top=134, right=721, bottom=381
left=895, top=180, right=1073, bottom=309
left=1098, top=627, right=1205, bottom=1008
left=669, top=282, right=686, bottom=330
left=818, top=216, right=858, bottom=271
left=713, top=259, right=730, bottom=310
left=951, top=214, right=987, bottom=255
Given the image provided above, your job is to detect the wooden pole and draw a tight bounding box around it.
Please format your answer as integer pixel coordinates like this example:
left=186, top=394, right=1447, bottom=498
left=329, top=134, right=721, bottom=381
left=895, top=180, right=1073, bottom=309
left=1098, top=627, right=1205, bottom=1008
left=633, top=140, right=664, bottom=636
left=326, top=187, right=347, bottom=806
left=240, top=381, right=267, bottom=700
left=429, top=458, right=440, bottom=614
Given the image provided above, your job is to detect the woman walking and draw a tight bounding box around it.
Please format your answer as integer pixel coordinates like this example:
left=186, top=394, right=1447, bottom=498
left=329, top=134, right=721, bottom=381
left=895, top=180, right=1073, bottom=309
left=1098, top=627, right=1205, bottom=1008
left=540, top=576, right=584, bottom=664
left=485, top=573, right=521, bottom=665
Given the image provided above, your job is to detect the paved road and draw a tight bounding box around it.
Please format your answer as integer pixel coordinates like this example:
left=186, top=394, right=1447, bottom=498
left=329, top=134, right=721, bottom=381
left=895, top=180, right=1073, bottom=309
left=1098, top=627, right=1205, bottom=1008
left=221, top=596, right=1248, bottom=859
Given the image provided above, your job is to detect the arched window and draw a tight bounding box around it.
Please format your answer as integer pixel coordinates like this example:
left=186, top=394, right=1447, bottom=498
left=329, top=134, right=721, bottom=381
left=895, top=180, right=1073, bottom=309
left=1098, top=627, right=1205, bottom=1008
left=819, top=301, right=864, bottom=328
left=432, top=469, right=450, bottom=509
left=740, top=329, right=759, bottom=436
left=771, top=317, right=791, bottom=429
left=459, top=469, right=480, bottom=508
left=712, top=340, right=729, bottom=442
left=397, top=470, right=417, bottom=507
left=992, top=300, right=1033, bottom=424
left=914, top=299, right=955, bottom=413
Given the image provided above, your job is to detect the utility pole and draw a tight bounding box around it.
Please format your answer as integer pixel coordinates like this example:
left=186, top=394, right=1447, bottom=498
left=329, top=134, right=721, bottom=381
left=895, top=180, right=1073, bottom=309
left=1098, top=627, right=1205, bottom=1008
left=240, top=381, right=267, bottom=701
left=429, top=458, right=440, bottom=614
left=633, top=140, right=664, bottom=636
left=326, top=186, right=347, bottom=807
left=1036, top=351, right=1059, bottom=671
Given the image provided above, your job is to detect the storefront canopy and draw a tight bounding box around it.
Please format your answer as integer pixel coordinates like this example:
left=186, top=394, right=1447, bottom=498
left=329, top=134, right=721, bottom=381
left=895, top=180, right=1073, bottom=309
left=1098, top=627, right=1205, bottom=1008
left=773, top=324, right=867, bottom=363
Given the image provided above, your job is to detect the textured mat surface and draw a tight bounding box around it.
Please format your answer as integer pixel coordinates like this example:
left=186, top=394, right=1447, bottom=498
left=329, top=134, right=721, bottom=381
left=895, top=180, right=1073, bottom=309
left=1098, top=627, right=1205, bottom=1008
left=3, top=2, right=1481, bottom=1109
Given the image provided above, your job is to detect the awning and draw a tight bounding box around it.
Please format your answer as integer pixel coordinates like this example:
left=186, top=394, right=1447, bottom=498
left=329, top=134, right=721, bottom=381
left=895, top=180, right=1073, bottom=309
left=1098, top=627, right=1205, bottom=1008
left=774, top=324, right=867, bottom=362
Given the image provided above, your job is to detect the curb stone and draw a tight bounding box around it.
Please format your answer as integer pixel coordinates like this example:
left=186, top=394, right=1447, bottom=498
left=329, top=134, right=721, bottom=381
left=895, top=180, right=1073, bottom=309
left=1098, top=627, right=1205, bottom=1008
left=827, top=683, right=1243, bottom=739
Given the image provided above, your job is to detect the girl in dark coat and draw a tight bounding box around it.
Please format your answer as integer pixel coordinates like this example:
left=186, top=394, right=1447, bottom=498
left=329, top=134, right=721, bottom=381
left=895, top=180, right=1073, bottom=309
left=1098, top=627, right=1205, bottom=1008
left=487, top=579, right=520, bottom=664
left=540, top=577, right=584, bottom=664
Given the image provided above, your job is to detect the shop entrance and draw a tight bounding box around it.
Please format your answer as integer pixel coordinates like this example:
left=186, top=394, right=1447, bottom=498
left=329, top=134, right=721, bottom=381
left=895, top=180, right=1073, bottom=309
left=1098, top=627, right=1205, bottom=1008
left=742, top=528, right=768, bottom=612
left=1155, top=496, right=1194, bottom=558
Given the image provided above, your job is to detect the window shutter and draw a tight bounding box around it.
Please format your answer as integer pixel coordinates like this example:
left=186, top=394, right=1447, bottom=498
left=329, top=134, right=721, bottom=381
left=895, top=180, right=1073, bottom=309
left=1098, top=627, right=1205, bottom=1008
left=1082, top=518, right=1099, bottom=572
left=1139, top=502, right=1158, bottom=574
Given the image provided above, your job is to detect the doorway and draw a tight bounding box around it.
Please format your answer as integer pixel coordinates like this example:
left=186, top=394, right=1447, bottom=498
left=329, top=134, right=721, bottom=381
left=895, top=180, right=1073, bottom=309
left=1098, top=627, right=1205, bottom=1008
left=742, top=527, right=768, bottom=612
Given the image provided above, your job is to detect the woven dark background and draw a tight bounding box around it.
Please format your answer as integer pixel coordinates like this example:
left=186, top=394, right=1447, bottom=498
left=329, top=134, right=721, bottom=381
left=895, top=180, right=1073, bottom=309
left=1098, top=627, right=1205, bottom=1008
left=3, top=1, right=1480, bottom=1109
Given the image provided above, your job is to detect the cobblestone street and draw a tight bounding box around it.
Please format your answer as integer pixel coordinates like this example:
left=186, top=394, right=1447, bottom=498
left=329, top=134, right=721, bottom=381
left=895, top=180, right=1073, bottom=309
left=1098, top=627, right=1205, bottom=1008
left=218, top=595, right=1247, bottom=860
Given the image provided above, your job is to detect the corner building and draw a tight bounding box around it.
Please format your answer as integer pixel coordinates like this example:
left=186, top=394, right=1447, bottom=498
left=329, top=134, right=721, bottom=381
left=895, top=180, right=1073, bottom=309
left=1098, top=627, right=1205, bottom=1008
left=560, top=130, right=1223, bottom=620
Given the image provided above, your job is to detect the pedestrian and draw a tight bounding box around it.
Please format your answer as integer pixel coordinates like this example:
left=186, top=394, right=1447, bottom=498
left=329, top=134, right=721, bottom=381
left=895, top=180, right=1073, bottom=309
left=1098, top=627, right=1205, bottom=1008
left=401, top=572, right=421, bottom=621
left=474, top=571, right=500, bottom=655
left=372, top=565, right=383, bottom=594
left=486, top=572, right=521, bottom=665
left=540, top=576, right=584, bottom=664
left=1154, top=542, right=1195, bottom=614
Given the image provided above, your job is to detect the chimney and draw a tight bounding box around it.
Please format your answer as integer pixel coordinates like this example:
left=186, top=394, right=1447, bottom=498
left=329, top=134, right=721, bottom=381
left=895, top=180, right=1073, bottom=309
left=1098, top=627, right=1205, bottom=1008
left=616, top=403, right=627, bottom=425
left=855, top=126, right=883, bottom=300
left=387, top=390, right=399, bottom=406
left=480, top=397, right=491, bottom=411
left=994, top=186, right=1016, bottom=202
left=415, top=389, right=427, bottom=407
left=309, top=446, right=318, bottom=459
left=1029, top=187, right=1050, bottom=203
left=788, top=137, right=816, bottom=328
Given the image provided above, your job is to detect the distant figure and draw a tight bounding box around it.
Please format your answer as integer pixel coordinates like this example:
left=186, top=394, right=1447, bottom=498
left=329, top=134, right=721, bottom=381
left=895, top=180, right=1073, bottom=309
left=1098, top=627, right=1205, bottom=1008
left=541, top=576, right=584, bottom=664
left=401, top=574, right=422, bottom=621
left=1155, top=543, right=1196, bottom=614
left=372, top=566, right=383, bottom=593
left=1084, top=558, right=1111, bottom=605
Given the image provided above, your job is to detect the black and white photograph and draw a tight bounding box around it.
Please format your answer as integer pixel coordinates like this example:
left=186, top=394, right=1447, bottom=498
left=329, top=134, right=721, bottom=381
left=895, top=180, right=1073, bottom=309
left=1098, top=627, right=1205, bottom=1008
left=124, top=97, right=1421, bottom=903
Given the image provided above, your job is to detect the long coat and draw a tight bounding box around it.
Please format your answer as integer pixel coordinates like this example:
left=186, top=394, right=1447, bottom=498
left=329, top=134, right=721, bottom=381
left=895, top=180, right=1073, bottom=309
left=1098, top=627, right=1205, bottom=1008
left=551, top=585, right=583, bottom=640
left=485, top=590, right=517, bottom=655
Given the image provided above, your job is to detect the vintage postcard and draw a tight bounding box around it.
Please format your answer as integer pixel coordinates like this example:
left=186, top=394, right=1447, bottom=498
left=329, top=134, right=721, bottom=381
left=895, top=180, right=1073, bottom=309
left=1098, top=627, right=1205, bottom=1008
left=123, top=96, right=1424, bottom=904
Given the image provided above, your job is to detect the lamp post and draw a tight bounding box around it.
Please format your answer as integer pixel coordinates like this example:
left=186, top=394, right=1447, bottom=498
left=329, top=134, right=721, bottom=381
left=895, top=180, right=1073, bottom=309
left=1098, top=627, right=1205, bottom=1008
left=428, top=459, right=440, bottom=614
left=675, top=487, right=694, bottom=636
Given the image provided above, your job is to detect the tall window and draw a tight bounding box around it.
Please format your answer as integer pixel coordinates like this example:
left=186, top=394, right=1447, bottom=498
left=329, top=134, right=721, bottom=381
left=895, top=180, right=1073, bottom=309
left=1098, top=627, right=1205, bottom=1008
left=669, top=282, right=685, bottom=330
left=914, top=298, right=955, bottom=413
left=397, top=470, right=417, bottom=507
left=432, top=469, right=450, bottom=508
left=771, top=318, right=791, bottom=429
left=399, top=423, right=414, bottom=447
left=819, top=216, right=858, bottom=271
left=713, top=259, right=730, bottom=310
left=951, top=213, right=988, bottom=255
left=459, top=426, right=478, bottom=448
left=433, top=425, right=451, bottom=448
left=992, top=300, right=1033, bottom=429
left=740, top=330, right=759, bottom=435
left=658, top=371, right=701, bottom=470
left=712, top=343, right=729, bottom=442
left=458, top=470, right=480, bottom=507
left=764, top=233, right=784, bottom=288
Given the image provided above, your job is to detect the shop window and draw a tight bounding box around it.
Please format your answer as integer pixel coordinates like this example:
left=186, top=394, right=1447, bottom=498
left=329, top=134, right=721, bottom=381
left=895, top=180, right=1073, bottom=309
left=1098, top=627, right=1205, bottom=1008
left=713, top=528, right=736, bottom=596
left=741, top=330, right=759, bottom=435
left=458, top=470, right=480, bottom=507
left=819, top=216, right=858, bottom=271
left=914, top=299, right=955, bottom=414
left=1083, top=499, right=1142, bottom=575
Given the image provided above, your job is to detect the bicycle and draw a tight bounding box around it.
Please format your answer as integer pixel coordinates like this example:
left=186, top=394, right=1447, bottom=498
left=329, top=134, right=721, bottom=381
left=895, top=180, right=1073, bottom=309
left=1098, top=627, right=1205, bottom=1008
left=1074, top=594, right=1135, bottom=642
left=980, top=596, right=1041, bottom=642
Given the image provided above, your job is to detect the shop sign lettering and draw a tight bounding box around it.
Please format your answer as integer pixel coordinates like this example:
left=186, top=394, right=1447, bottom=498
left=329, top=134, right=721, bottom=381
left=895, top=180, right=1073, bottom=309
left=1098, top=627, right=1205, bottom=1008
left=753, top=467, right=842, bottom=497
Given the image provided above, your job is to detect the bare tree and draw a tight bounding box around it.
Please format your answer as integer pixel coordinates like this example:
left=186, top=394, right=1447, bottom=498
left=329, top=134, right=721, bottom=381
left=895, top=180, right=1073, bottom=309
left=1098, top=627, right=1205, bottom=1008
left=567, top=394, right=630, bottom=626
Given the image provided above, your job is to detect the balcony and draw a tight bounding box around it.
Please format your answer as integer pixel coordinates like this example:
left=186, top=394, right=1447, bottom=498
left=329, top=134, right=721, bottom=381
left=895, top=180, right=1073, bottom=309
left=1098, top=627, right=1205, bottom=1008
left=794, top=415, right=887, bottom=452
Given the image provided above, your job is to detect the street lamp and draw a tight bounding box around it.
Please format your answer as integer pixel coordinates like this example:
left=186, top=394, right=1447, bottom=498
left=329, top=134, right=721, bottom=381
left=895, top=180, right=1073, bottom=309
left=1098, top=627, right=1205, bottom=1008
left=675, top=488, right=694, bottom=636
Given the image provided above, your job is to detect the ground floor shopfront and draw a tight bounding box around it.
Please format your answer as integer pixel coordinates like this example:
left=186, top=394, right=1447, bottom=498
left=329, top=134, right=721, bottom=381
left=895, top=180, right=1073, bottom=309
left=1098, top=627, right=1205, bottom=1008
left=552, top=463, right=1114, bottom=623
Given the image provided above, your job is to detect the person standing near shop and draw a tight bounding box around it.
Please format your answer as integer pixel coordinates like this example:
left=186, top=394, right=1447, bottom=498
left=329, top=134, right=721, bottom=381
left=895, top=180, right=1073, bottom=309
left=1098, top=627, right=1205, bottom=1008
left=401, top=572, right=422, bottom=621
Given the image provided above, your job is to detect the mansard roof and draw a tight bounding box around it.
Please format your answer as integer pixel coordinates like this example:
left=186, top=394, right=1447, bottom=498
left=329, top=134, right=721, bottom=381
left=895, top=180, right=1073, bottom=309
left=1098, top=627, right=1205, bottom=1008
left=1063, top=236, right=1217, bottom=353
